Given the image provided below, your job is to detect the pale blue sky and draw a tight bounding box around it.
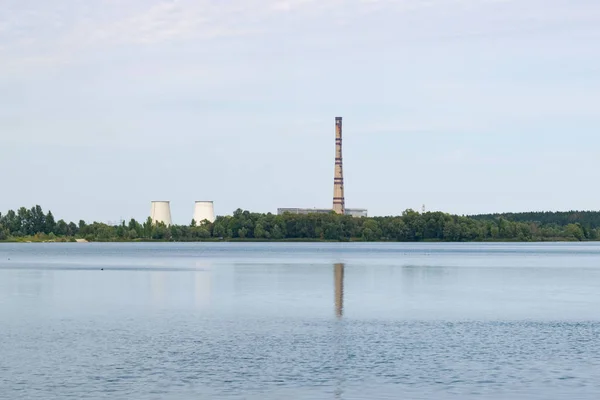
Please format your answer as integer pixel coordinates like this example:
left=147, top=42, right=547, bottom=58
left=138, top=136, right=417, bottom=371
left=1, top=0, right=599, bottom=224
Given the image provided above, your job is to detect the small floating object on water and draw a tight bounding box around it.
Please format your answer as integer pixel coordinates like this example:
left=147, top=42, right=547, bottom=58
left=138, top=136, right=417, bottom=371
left=101, top=268, right=104, bottom=271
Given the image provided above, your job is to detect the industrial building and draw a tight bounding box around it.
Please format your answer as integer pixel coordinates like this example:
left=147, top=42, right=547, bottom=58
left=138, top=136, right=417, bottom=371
left=344, top=208, right=368, bottom=218
left=277, top=116, right=368, bottom=218
left=277, top=208, right=368, bottom=217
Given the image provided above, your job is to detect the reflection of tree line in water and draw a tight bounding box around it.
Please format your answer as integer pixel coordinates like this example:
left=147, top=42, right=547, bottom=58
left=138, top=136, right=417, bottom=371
left=2, top=206, right=599, bottom=242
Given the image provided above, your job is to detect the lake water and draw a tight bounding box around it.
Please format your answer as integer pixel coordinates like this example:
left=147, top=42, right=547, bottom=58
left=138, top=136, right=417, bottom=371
left=1, top=242, right=600, bottom=399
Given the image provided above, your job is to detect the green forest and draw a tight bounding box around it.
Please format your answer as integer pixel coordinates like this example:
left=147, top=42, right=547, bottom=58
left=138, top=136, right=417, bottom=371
left=0, top=205, right=599, bottom=243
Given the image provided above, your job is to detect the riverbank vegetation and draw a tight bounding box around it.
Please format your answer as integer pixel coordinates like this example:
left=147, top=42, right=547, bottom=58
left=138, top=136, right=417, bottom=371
left=1, top=205, right=599, bottom=243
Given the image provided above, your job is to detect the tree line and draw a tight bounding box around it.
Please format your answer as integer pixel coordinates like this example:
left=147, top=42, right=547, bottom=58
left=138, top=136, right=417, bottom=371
left=1, top=205, right=599, bottom=242
left=470, top=211, right=600, bottom=231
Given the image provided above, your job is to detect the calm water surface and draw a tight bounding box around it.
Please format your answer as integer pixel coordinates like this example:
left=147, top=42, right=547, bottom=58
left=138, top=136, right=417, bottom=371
left=1, top=242, right=600, bottom=399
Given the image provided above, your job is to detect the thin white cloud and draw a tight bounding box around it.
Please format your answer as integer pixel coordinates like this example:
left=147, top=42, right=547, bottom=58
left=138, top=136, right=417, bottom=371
left=1, top=0, right=598, bottom=70
left=1, top=0, right=599, bottom=144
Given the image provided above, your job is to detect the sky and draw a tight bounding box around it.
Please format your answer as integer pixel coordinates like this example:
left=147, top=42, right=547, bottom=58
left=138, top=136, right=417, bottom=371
left=0, top=0, right=599, bottom=224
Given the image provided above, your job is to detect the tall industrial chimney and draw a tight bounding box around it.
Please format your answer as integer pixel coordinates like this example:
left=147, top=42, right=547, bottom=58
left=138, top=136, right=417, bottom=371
left=193, top=201, right=216, bottom=224
left=150, top=201, right=172, bottom=226
left=333, top=117, right=345, bottom=214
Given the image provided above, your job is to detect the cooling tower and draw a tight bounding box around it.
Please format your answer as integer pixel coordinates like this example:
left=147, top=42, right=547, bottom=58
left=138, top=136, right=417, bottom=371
left=333, top=117, right=345, bottom=214
left=150, top=201, right=172, bottom=226
left=193, top=201, right=215, bottom=224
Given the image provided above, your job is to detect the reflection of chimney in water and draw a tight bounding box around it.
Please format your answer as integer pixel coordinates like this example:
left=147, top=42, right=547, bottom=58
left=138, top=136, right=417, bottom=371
left=334, top=263, right=345, bottom=318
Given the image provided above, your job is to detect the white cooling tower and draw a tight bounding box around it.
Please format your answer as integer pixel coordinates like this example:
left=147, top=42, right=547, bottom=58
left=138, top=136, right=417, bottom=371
left=150, top=201, right=172, bottom=226
left=193, top=201, right=215, bottom=224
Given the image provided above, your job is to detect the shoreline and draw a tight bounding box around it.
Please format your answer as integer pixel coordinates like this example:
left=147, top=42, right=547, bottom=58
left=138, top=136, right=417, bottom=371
left=2, top=206, right=596, bottom=243
left=0, top=238, right=591, bottom=244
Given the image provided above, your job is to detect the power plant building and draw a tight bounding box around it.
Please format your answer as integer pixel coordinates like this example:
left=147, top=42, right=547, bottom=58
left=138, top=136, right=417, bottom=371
left=148, top=117, right=366, bottom=224
left=345, top=208, right=368, bottom=218
left=277, top=208, right=367, bottom=217
left=277, top=116, right=367, bottom=218
left=150, top=201, right=172, bottom=226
